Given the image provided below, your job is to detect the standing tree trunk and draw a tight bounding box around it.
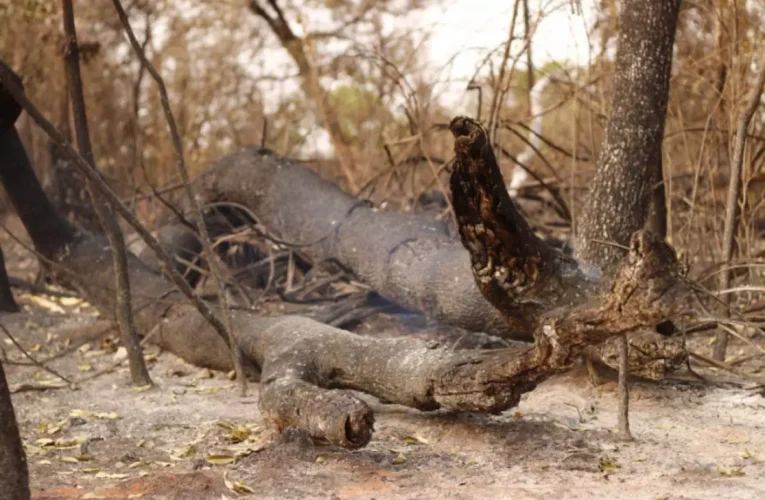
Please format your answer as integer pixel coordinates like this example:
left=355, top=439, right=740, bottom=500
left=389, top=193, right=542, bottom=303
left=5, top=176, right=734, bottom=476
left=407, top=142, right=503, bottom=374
left=575, top=0, right=680, bottom=271
left=248, top=1, right=358, bottom=191
left=0, top=361, right=30, bottom=500
left=574, top=0, right=681, bottom=440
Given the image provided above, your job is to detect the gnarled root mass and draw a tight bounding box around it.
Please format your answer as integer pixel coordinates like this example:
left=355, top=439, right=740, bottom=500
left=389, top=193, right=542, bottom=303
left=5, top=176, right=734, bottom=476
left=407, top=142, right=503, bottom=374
left=0, top=72, right=689, bottom=448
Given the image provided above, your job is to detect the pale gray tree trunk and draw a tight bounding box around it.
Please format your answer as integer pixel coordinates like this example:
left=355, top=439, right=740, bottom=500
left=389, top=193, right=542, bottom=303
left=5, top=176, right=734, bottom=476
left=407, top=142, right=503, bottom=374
left=574, top=0, right=681, bottom=441
left=575, top=0, right=680, bottom=271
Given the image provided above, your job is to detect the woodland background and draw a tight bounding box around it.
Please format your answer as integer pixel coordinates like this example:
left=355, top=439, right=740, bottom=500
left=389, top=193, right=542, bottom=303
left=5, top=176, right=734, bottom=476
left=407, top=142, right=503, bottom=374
left=1, top=0, right=763, bottom=274
left=2, top=1, right=765, bottom=498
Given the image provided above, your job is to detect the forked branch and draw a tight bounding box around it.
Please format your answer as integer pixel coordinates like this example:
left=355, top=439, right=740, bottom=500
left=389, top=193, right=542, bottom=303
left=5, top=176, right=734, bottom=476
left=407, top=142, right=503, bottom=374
left=449, top=117, right=588, bottom=330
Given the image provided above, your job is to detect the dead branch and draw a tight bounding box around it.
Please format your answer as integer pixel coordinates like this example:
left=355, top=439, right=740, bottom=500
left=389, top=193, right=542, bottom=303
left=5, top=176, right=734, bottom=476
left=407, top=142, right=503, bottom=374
left=243, top=155, right=684, bottom=372
left=449, top=116, right=585, bottom=331
left=0, top=323, right=73, bottom=386
left=714, top=51, right=765, bottom=360
left=111, top=0, right=246, bottom=394
left=185, top=125, right=685, bottom=380
left=61, top=0, right=152, bottom=387
left=0, top=81, right=689, bottom=448
left=689, top=351, right=765, bottom=386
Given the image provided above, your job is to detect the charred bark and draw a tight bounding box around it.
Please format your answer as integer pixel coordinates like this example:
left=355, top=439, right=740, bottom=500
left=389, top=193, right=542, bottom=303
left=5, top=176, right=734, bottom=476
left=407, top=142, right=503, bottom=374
left=0, top=62, right=79, bottom=259
left=0, top=248, right=19, bottom=313
left=0, top=361, right=30, bottom=500
left=186, top=146, right=685, bottom=379
left=191, top=145, right=512, bottom=337
left=0, top=89, right=688, bottom=448
left=450, top=117, right=586, bottom=331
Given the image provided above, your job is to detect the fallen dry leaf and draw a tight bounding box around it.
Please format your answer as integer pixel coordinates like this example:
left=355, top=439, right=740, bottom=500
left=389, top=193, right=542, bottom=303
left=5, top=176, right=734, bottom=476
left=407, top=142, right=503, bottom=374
left=224, top=471, right=255, bottom=494
left=23, top=295, right=66, bottom=314
left=206, top=454, right=237, bottom=465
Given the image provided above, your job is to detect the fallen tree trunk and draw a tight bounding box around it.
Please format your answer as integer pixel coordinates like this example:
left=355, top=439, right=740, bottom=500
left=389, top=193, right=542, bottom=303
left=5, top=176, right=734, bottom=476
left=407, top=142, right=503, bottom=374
left=191, top=145, right=513, bottom=337
left=0, top=79, right=690, bottom=447
left=184, top=140, right=685, bottom=380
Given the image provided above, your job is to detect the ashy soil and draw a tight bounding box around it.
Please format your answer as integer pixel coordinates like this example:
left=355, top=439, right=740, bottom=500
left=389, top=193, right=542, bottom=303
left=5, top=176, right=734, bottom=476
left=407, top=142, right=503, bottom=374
left=2, top=218, right=765, bottom=500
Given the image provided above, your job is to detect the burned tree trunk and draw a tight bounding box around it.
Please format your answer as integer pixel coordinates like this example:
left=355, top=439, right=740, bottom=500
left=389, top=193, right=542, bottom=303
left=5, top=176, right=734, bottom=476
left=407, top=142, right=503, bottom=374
left=186, top=146, right=685, bottom=379
left=0, top=248, right=19, bottom=313
left=0, top=71, right=689, bottom=448
left=572, top=0, right=681, bottom=440
left=575, top=0, right=680, bottom=271
left=0, top=361, right=30, bottom=500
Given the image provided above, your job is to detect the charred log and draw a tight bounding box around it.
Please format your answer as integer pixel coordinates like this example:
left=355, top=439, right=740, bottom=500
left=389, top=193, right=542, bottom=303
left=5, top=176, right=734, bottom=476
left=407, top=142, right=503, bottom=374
left=1, top=64, right=689, bottom=447
left=182, top=142, right=685, bottom=378
left=449, top=117, right=586, bottom=331
left=190, top=145, right=513, bottom=338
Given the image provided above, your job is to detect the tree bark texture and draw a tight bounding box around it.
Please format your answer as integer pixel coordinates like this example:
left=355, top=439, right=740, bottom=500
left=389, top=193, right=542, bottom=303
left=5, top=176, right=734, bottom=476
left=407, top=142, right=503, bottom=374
left=0, top=91, right=689, bottom=448
left=187, top=145, right=685, bottom=380
left=575, top=0, right=680, bottom=271
left=0, top=361, right=30, bottom=500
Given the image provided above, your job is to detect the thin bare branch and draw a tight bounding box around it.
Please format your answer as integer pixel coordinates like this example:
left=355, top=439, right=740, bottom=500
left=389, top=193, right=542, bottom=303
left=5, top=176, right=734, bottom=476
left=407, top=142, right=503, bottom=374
left=110, top=0, right=246, bottom=395
left=61, top=0, right=152, bottom=387
left=0, top=323, right=74, bottom=386
left=0, top=63, right=234, bottom=355
left=714, top=52, right=765, bottom=360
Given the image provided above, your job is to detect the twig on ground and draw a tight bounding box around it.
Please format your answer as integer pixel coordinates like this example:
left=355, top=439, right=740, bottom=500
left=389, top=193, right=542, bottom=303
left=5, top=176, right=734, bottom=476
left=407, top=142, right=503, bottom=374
left=689, top=351, right=765, bottom=385
left=0, top=323, right=74, bottom=386
left=616, top=335, right=633, bottom=441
